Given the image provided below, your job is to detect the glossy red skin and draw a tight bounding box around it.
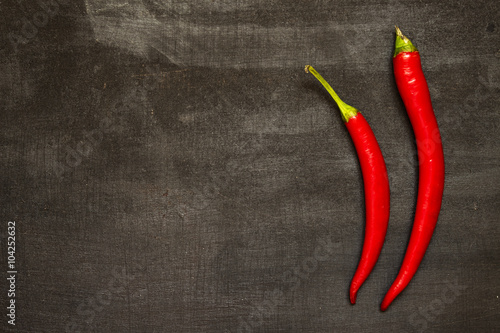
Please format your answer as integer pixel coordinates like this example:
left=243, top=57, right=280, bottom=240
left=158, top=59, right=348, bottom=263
left=381, top=52, right=445, bottom=311
left=346, top=114, right=390, bottom=304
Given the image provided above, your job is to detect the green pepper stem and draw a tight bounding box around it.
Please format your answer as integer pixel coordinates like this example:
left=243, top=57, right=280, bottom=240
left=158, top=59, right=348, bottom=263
left=304, top=65, right=358, bottom=123
left=394, top=26, right=418, bottom=57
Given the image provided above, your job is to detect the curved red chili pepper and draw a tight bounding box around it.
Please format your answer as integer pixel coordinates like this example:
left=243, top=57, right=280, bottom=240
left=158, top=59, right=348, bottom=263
left=381, top=27, right=445, bottom=311
left=346, top=114, right=391, bottom=304
left=305, top=65, right=390, bottom=304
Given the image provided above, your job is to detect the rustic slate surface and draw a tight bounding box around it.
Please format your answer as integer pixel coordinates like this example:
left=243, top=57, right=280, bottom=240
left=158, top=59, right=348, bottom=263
left=1, top=1, right=499, bottom=332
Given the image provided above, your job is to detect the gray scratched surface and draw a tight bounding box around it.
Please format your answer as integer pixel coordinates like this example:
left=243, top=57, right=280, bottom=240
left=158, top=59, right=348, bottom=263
left=1, top=0, right=499, bottom=332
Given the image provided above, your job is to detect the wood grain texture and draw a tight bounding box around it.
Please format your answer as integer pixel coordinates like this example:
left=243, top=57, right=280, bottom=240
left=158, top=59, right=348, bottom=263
left=1, top=0, right=499, bottom=332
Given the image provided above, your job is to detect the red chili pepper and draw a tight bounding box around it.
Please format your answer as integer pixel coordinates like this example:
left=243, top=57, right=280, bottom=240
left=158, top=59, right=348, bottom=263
left=305, top=65, right=390, bottom=304
left=381, top=27, right=445, bottom=311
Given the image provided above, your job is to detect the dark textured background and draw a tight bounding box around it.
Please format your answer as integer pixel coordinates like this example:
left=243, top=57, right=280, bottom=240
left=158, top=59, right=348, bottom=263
left=1, top=1, right=499, bottom=332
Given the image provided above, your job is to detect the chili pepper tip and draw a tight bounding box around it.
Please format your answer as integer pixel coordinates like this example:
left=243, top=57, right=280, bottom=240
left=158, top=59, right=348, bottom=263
left=304, top=65, right=310, bottom=73
left=350, top=290, right=358, bottom=304
left=395, top=26, right=404, bottom=38
left=393, top=27, right=417, bottom=57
